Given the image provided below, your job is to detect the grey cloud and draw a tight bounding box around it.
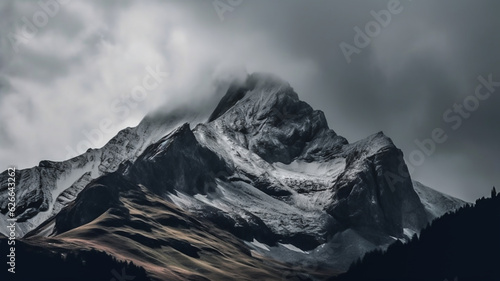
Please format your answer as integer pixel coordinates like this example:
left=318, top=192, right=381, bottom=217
left=0, top=0, right=498, bottom=202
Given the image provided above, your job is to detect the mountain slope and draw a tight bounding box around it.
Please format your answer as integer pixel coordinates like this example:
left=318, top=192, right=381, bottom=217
left=413, top=180, right=467, bottom=220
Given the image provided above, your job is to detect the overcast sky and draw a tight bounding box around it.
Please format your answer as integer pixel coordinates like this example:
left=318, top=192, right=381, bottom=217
left=1, top=0, right=498, bottom=202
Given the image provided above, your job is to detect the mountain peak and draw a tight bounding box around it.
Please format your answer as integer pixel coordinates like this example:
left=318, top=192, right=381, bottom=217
left=209, top=72, right=293, bottom=122
left=356, top=131, right=395, bottom=153
left=207, top=73, right=334, bottom=164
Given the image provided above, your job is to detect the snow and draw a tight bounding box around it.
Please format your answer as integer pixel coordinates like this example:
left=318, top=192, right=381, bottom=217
left=24, top=165, right=90, bottom=233
left=413, top=180, right=466, bottom=220
left=404, top=228, right=417, bottom=239
left=279, top=243, right=309, bottom=254
left=90, top=160, right=101, bottom=178
left=168, top=191, right=203, bottom=210
left=251, top=239, right=270, bottom=251
left=273, top=159, right=345, bottom=178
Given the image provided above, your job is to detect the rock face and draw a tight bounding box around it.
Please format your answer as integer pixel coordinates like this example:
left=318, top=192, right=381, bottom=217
left=0, top=73, right=465, bottom=274
left=210, top=73, right=346, bottom=164
left=327, top=132, right=428, bottom=240
left=125, top=123, right=230, bottom=195
left=52, top=173, right=126, bottom=235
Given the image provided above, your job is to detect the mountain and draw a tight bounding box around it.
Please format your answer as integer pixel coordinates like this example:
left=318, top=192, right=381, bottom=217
left=333, top=192, right=500, bottom=281
left=0, top=73, right=465, bottom=280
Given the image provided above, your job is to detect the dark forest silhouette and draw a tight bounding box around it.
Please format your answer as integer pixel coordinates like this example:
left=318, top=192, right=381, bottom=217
left=0, top=240, right=152, bottom=281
